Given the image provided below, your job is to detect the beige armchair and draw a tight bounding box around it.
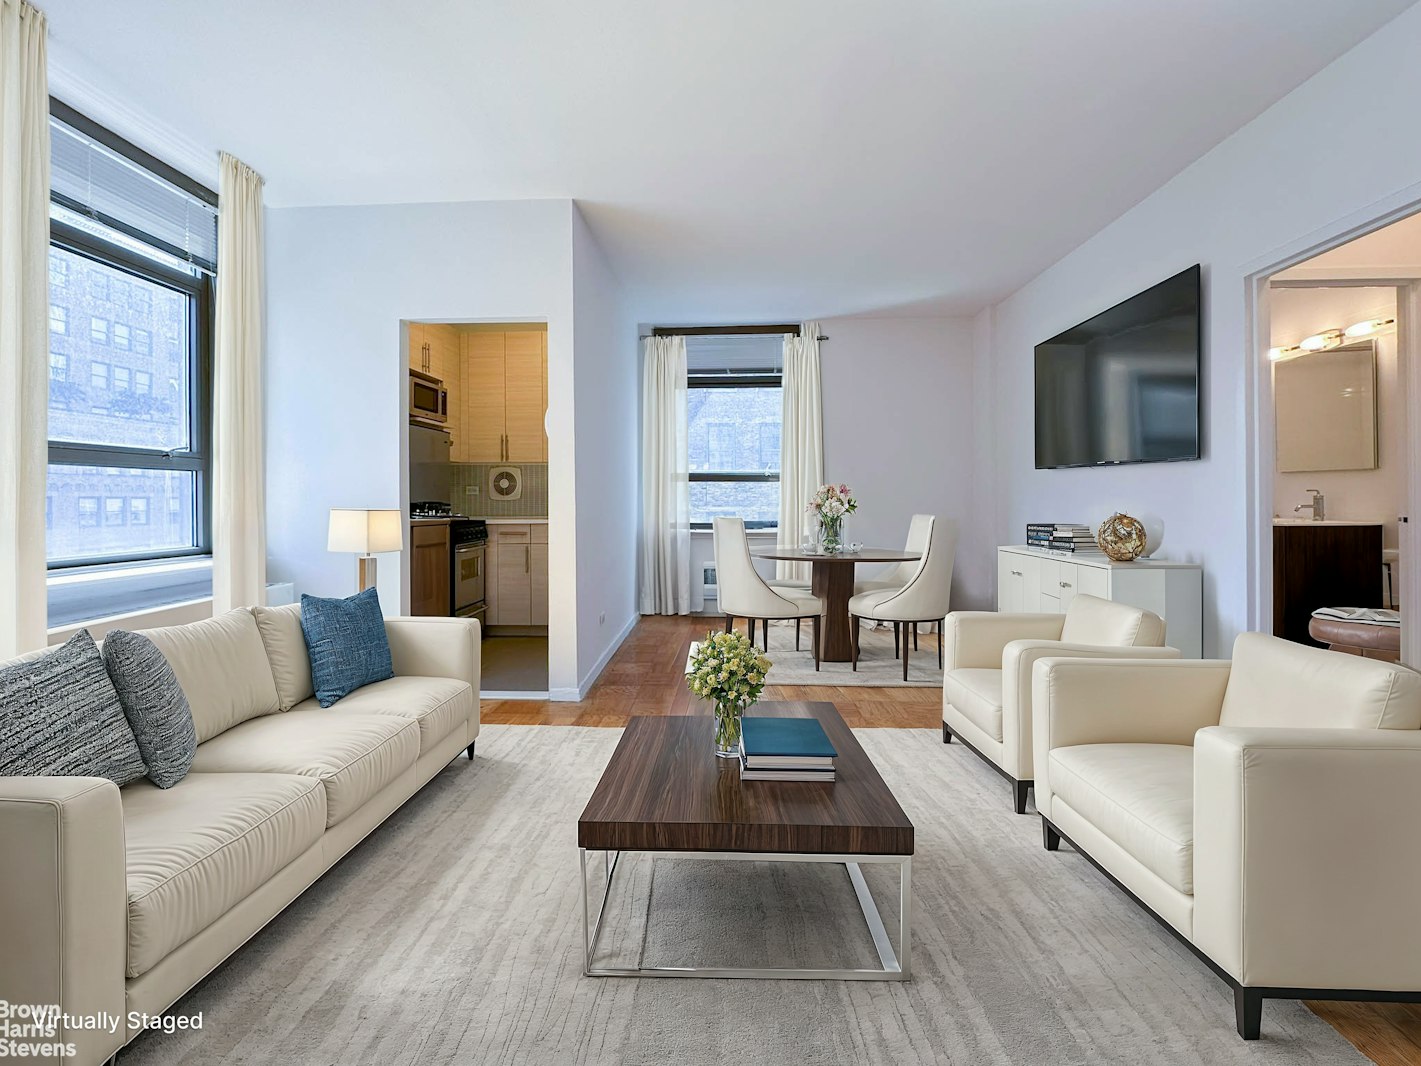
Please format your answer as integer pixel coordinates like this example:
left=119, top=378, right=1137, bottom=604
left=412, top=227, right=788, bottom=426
left=1032, top=633, right=1421, bottom=1039
left=941, top=594, right=1176, bottom=812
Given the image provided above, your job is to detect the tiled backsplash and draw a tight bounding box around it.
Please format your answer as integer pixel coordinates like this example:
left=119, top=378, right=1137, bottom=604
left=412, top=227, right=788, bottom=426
left=450, top=463, right=548, bottom=517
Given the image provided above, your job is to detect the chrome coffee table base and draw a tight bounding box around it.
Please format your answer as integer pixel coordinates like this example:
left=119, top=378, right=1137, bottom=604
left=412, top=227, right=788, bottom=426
left=579, top=848, right=912, bottom=980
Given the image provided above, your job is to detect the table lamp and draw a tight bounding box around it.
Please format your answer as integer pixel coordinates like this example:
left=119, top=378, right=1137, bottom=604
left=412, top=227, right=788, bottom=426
left=328, top=508, right=403, bottom=592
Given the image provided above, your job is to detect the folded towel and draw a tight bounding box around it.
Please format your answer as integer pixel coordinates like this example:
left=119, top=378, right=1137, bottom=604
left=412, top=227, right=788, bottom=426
left=1311, top=606, right=1402, bottom=627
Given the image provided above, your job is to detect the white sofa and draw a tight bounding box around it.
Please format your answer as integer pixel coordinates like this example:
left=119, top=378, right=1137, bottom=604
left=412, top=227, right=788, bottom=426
left=941, top=594, right=1175, bottom=812
left=1032, top=632, right=1421, bottom=1039
left=0, top=605, right=480, bottom=1066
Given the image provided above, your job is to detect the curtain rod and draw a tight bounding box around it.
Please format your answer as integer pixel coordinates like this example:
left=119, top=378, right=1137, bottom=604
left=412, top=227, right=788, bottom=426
left=646, top=324, right=829, bottom=340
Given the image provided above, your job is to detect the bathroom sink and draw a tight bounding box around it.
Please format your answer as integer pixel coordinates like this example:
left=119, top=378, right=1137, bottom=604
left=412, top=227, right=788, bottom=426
left=1272, top=518, right=1383, bottom=526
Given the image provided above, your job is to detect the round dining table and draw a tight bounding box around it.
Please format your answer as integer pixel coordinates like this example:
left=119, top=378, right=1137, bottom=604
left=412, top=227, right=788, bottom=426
left=750, top=546, right=921, bottom=662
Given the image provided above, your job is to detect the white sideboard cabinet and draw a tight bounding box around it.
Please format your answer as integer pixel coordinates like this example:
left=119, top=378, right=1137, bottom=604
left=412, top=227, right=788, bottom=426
left=996, top=545, right=1203, bottom=658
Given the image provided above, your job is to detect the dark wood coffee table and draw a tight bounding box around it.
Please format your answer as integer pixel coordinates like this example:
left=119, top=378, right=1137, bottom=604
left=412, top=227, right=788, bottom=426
left=577, top=701, right=914, bottom=980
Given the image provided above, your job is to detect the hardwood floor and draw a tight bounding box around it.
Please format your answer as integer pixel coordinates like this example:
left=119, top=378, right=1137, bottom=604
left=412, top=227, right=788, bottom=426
left=482, top=614, right=941, bottom=729
left=482, top=615, right=1416, bottom=1064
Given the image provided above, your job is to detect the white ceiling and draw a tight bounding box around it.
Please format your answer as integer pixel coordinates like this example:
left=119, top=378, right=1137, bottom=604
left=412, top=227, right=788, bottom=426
left=42, top=0, right=1416, bottom=319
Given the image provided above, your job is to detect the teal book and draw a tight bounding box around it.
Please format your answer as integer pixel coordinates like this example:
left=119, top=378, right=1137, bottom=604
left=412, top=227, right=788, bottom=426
left=740, top=716, right=837, bottom=760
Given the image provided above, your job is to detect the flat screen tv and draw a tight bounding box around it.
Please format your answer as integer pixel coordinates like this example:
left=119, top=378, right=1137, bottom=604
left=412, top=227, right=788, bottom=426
left=1034, top=264, right=1201, bottom=469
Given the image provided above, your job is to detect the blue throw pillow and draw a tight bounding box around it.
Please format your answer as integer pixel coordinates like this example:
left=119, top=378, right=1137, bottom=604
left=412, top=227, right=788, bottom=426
left=300, top=587, right=395, bottom=707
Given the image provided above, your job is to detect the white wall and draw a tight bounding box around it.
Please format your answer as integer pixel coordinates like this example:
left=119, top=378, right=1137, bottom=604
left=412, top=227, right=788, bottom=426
left=1270, top=286, right=1402, bottom=546
left=683, top=314, right=986, bottom=614
left=264, top=199, right=584, bottom=693
left=570, top=206, right=640, bottom=691
left=980, top=4, right=1421, bottom=655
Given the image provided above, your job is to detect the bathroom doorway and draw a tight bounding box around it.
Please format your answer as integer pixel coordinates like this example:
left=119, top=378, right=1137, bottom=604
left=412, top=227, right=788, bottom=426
left=1252, top=210, right=1421, bottom=663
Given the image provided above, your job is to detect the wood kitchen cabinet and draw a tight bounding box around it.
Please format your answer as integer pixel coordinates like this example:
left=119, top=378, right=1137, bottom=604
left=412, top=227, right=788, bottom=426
left=485, top=523, right=549, bottom=628
left=411, top=522, right=451, bottom=616
left=455, top=329, right=549, bottom=463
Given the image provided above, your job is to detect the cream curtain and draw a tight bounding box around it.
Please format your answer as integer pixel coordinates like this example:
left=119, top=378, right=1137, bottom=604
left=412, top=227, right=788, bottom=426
left=776, top=322, right=824, bottom=583
left=0, top=0, right=49, bottom=655
left=639, top=334, right=691, bottom=614
left=211, top=152, right=267, bottom=613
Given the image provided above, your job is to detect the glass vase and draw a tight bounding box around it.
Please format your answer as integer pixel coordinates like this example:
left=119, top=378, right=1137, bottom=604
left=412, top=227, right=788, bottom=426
left=714, top=707, right=743, bottom=759
left=819, top=514, right=844, bottom=554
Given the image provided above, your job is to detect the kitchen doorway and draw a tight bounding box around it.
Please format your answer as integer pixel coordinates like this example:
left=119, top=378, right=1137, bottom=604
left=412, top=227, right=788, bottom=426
left=404, top=320, right=550, bottom=695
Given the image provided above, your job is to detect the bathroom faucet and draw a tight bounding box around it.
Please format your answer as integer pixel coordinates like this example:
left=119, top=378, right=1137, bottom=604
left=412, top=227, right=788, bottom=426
left=1294, top=489, right=1325, bottom=521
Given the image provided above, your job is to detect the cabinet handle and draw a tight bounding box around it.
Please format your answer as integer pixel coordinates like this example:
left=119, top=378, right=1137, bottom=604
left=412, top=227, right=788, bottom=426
left=1010, top=570, right=1022, bottom=577
left=1059, top=581, right=1072, bottom=589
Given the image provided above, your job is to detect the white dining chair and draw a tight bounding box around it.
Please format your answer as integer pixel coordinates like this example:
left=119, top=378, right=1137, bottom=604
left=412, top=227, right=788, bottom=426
left=848, top=516, right=957, bottom=680
left=854, top=513, right=934, bottom=595
left=713, top=517, right=825, bottom=668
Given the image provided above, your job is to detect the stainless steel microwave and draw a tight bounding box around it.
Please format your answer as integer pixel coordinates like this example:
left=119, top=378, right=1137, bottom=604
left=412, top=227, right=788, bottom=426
left=409, top=369, right=448, bottom=427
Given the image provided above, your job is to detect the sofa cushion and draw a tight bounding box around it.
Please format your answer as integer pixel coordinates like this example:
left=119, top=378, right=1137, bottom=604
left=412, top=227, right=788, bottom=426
left=190, top=710, right=418, bottom=827
left=252, top=603, right=314, bottom=711
left=0, top=631, right=146, bottom=784
left=140, top=610, right=281, bottom=743
left=102, top=629, right=197, bottom=789
left=1219, top=631, right=1421, bottom=731
left=297, top=676, right=471, bottom=755
left=1059, top=594, right=1164, bottom=648
left=300, top=589, right=395, bottom=707
left=122, top=771, right=325, bottom=978
left=943, top=668, right=1004, bottom=741
left=1049, top=743, right=1194, bottom=894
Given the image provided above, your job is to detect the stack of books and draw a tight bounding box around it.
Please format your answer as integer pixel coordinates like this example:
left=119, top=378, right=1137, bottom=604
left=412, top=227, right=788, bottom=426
left=1026, top=523, right=1104, bottom=556
left=739, top=716, right=837, bottom=782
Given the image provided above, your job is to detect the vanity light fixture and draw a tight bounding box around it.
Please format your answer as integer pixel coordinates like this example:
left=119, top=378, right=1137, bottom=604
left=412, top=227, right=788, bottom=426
left=1299, top=329, right=1343, bottom=352
left=1343, top=316, right=1396, bottom=338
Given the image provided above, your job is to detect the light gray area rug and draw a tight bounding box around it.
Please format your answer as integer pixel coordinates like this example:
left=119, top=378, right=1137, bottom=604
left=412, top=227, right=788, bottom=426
left=124, top=726, right=1365, bottom=1065
left=739, top=618, right=941, bottom=687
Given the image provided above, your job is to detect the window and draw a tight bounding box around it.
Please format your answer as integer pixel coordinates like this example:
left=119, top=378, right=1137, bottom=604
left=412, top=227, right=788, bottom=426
left=49, top=352, right=68, bottom=380
left=49, top=254, right=67, bottom=287
left=49, top=304, right=66, bottom=335
left=683, top=332, right=785, bottom=529
left=46, top=103, right=217, bottom=568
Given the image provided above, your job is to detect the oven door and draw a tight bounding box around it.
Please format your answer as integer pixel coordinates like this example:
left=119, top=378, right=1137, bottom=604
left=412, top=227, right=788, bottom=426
left=453, top=543, right=486, bottom=615
left=409, top=371, right=447, bottom=426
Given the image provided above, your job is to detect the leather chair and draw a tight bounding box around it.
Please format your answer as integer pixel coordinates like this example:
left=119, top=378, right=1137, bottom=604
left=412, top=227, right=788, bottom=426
left=713, top=517, right=824, bottom=666
left=847, top=516, right=957, bottom=680
left=1033, top=633, right=1421, bottom=1039
left=941, top=594, right=1176, bottom=813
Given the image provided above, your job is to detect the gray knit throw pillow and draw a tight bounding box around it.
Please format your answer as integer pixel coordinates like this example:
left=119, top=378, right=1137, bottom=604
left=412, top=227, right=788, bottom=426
left=0, top=630, right=146, bottom=784
left=102, top=629, right=197, bottom=789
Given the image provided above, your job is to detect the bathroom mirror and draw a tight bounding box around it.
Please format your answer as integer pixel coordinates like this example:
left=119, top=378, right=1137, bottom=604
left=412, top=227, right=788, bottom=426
left=1275, top=339, right=1378, bottom=473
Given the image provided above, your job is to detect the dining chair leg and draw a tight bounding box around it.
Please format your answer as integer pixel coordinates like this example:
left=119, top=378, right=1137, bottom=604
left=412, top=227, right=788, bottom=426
left=851, top=615, right=860, bottom=671
left=893, top=622, right=900, bottom=659
left=747, top=617, right=755, bottom=644
left=902, top=625, right=910, bottom=682
left=762, top=620, right=769, bottom=653
left=939, top=618, right=945, bottom=669
left=913, top=624, right=918, bottom=651
left=812, top=614, right=821, bottom=671
left=724, top=615, right=733, bottom=634
left=796, top=618, right=802, bottom=651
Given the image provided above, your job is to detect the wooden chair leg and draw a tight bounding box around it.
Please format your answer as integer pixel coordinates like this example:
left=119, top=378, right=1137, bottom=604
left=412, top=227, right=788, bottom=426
left=1014, top=780, right=1030, bottom=815
left=1043, top=819, right=1061, bottom=851
left=902, top=626, right=910, bottom=681
left=939, top=618, right=945, bottom=669
left=893, top=622, right=900, bottom=659
left=913, top=623, right=919, bottom=651
left=851, top=615, right=860, bottom=671
left=796, top=618, right=801, bottom=650
left=724, top=614, right=733, bottom=634
left=747, top=617, right=755, bottom=644
left=762, top=620, right=769, bottom=652
left=812, top=615, right=821, bottom=671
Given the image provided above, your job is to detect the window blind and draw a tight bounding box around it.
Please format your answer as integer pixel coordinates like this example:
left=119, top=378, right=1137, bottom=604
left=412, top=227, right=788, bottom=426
left=685, top=333, right=785, bottom=376
left=50, top=111, right=218, bottom=273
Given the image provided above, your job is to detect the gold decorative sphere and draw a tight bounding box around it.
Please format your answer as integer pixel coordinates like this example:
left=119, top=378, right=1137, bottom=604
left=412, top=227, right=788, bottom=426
left=1097, top=512, right=1147, bottom=562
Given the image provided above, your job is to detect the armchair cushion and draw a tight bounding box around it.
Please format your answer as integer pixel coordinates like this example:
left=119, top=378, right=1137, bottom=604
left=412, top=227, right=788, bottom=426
left=1049, top=743, right=1194, bottom=894
left=943, top=611, right=1065, bottom=670
left=1219, top=632, right=1421, bottom=730
left=1058, top=593, right=1165, bottom=647
left=942, top=668, right=1003, bottom=740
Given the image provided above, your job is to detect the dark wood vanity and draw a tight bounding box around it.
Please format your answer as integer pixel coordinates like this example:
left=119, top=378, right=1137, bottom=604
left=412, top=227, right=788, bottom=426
left=1273, top=522, right=1383, bottom=646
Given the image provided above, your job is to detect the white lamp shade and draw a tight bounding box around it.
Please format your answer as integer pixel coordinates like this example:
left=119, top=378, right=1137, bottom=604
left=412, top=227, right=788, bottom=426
left=328, top=509, right=403, bottom=555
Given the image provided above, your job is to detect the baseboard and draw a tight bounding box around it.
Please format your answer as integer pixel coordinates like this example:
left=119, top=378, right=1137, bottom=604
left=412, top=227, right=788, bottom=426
left=553, top=612, right=639, bottom=702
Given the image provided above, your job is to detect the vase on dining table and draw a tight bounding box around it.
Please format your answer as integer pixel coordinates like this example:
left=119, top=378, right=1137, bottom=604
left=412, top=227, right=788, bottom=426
left=819, top=514, right=844, bottom=554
